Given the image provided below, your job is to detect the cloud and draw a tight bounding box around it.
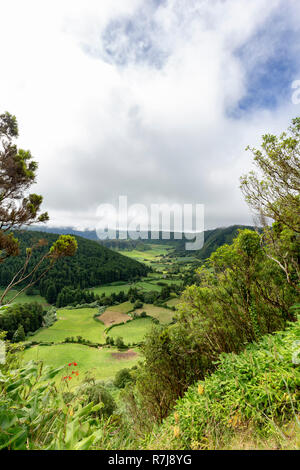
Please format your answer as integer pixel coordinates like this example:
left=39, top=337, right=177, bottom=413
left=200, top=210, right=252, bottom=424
left=0, top=0, right=299, bottom=231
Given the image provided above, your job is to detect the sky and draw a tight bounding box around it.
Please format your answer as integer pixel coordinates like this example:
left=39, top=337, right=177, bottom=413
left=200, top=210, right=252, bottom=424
left=0, top=0, right=300, bottom=231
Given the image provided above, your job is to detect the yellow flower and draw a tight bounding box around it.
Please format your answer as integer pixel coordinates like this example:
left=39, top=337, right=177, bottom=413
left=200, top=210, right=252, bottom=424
left=198, top=384, right=204, bottom=395
left=174, top=412, right=179, bottom=424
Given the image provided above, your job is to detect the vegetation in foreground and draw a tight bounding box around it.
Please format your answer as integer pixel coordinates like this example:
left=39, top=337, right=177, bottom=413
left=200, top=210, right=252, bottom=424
left=146, top=316, right=300, bottom=450
left=0, top=316, right=299, bottom=450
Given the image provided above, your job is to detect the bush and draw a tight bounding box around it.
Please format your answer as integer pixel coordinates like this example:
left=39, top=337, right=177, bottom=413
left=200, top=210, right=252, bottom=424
left=150, top=316, right=300, bottom=449
left=114, top=368, right=133, bottom=388
left=134, top=300, right=143, bottom=309
left=116, top=336, right=125, bottom=349
left=12, top=324, right=25, bottom=342
left=43, top=307, right=57, bottom=328
left=0, top=302, right=44, bottom=340
left=80, top=383, right=116, bottom=419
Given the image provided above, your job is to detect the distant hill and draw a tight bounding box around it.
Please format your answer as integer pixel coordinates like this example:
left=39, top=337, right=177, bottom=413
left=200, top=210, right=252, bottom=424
left=29, top=225, right=99, bottom=241
left=0, top=230, right=149, bottom=300
left=192, top=225, right=258, bottom=260
left=28, top=224, right=258, bottom=260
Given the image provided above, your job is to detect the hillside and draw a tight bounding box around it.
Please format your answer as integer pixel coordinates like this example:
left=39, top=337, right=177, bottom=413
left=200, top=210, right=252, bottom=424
left=0, top=230, right=149, bottom=302
left=193, top=224, right=258, bottom=260
left=32, top=225, right=258, bottom=261
left=147, top=315, right=300, bottom=450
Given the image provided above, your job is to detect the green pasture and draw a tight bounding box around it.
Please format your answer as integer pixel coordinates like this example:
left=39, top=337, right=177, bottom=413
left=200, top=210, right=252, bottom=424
left=0, top=288, right=48, bottom=306
left=31, top=307, right=106, bottom=343
left=165, top=297, right=180, bottom=307
left=106, top=301, right=134, bottom=313
left=90, top=283, right=133, bottom=297
left=134, top=304, right=175, bottom=324
left=22, top=343, right=140, bottom=382
left=117, top=244, right=174, bottom=266
left=109, top=317, right=154, bottom=343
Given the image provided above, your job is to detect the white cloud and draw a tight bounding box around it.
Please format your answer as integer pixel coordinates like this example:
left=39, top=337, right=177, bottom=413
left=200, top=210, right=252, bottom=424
left=0, top=0, right=298, bottom=230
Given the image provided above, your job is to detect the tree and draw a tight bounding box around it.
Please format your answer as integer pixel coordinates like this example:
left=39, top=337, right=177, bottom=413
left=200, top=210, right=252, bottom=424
left=240, top=117, right=300, bottom=233
left=12, top=324, right=25, bottom=342
left=114, top=368, right=133, bottom=388
left=0, top=112, right=48, bottom=256
left=0, top=235, right=77, bottom=305
left=0, top=112, right=78, bottom=305
left=116, top=336, right=125, bottom=349
left=240, top=117, right=300, bottom=291
left=45, top=283, right=57, bottom=304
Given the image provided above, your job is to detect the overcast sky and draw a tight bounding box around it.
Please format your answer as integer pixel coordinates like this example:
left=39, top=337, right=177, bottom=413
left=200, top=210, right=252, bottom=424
left=0, top=0, right=300, bottom=231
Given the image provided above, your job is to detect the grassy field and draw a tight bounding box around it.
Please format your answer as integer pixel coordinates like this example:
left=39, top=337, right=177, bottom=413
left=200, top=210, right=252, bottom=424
left=134, top=304, right=175, bottom=324
left=106, top=301, right=134, bottom=313
left=0, top=288, right=48, bottom=306
left=22, top=343, right=140, bottom=382
left=31, top=307, right=106, bottom=343
left=165, top=297, right=180, bottom=307
left=90, top=283, right=133, bottom=297
left=90, top=277, right=181, bottom=298
left=109, top=317, right=154, bottom=343
left=105, top=301, right=175, bottom=324
left=134, top=280, right=162, bottom=292
left=117, top=244, right=173, bottom=266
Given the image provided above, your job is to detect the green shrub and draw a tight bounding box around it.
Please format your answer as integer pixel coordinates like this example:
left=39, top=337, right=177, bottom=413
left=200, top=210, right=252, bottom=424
left=152, top=317, right=300, bottom=449
left=134, top=300, right=143, bottom=309
left=12, top=325, right=25, bottom=342
left=115, top=336, right=125, bottom=349
left=114, top=368, right=133, bottom=388
left=80, top=383, right=116, bottom=419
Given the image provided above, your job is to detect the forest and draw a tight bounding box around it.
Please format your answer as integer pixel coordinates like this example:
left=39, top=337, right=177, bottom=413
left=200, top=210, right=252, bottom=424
left=0, top=230, right=149, bottom=305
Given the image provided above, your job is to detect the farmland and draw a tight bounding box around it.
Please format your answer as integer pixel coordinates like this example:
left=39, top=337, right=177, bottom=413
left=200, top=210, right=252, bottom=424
left=20, top=293, right=178, bottom=382
left=5, top=243, right=183, bottom=384
left=116, top=244, right=173, bottom=266
left=31, top=307, right=106, bottom=343
left=0, top=288, right=48, bottom=307
left=108, top=317, right=155, bottom=344
left=22, top=343, right=140, bottom=382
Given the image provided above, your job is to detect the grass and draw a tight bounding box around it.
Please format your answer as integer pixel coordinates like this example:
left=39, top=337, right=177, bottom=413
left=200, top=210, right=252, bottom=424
left=165, top=297, right=180, bottom=307
left=30, top=307, right=106, bottom=343
left=109, top=317, right=154, bottom=343
left=106, top=301, right=134, bottom=313
left=134, top=281, right=162, bottom=292
left=0, top=288, right=48, bottom=306
left=134, top=304, right=175, bottom=324
left=117, top=244, right=174, bottom=266
left=22, top=343, right=140, bottom=382
left=90, top=284, right=133, bottom=297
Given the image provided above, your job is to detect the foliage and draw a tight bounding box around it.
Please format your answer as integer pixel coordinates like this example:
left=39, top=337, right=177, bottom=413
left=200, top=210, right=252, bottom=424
left=0, top=302, right=45, bottom=340
left=12, top=324, right=25, bottom=342
left=0, top=361, right=106, bottom=449
left=148, top=316, right=300, bottom=450
left=0, top=233, right=78, bottom=306
left=123, top=228, right=298, bottom=430
left=0, top=230, right=149, bottom=304
left=56, top=286, right=97, bottom=308
left=0, top=113, right=79, bottom=305
left=79, top=383, right=116, bottom=419
left=241, top=117, right=300, bottom=233
left=241, top=117, right=300, bottom=291
left=115, top=337, right=125, bottom=349
left=0, top=112, right=48, bottom=239
left=114, top=368, right=134, bottom=389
